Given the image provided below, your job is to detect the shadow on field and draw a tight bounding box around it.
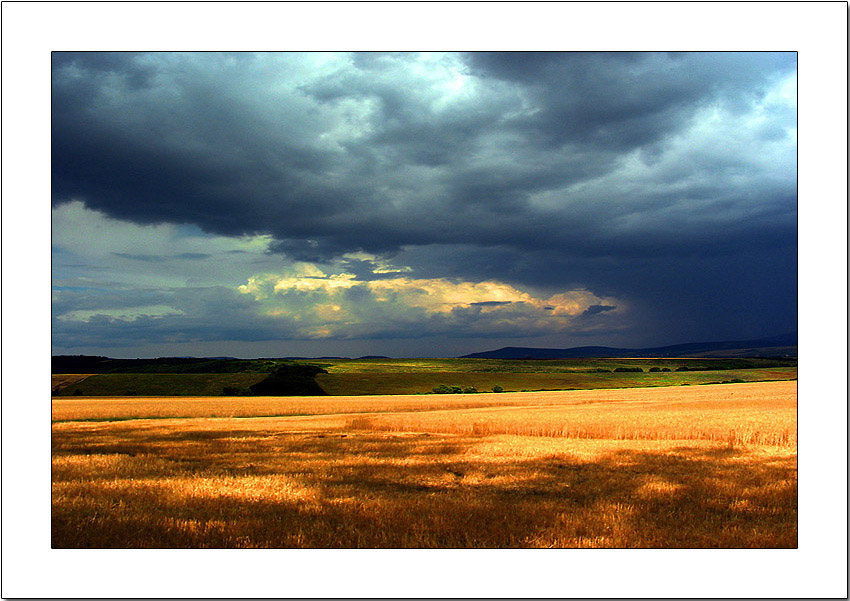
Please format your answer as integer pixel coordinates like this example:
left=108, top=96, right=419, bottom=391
left=52, top=425, right=797, bottom=548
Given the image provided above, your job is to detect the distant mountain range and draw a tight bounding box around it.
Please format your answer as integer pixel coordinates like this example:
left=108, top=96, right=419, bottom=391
left=282, top=356, right=350, bottom=360
left=459, top=333, right=797, bottom=359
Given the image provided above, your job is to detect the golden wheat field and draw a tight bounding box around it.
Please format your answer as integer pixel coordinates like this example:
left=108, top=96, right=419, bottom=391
left=52, top=380, right=797, bottom=548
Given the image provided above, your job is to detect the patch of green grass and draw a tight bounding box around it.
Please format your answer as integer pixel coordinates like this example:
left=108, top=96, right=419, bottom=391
left=316, top=367, right=797, bottom=396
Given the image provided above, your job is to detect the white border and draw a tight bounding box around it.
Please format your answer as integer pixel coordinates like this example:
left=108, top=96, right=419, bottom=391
left=3, top=2, right=847, bottom=598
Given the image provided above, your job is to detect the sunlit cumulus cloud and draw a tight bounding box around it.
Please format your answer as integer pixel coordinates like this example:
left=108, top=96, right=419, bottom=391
left=238, top=266, right=625, bottom=340
left=52, top=264, right=626, bottom=347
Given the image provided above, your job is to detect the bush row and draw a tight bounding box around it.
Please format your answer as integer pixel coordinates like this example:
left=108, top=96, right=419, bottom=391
left=590, top=367, right=673, bottom=373
left=432, top=384, right=504, bottom=394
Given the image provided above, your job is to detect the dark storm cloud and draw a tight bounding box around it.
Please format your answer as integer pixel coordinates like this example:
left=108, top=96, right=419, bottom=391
left=581, top=305, right=617, bottom=317
left=52, top=52, right=797, bottom=347
left=391, top=240, right=797, bottom=344
left=464, top=52, right=795, bottom=148
left=52, top=52, right=794, bottom=253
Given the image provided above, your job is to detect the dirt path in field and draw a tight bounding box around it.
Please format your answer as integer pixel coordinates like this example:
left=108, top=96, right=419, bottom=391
left=51, top=374, right=93, bottom=394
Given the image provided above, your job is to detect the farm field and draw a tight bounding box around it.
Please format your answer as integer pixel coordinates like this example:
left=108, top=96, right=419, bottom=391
left=52, top=356, right=796, bottom=397
left=52, top=380, right=797, bottom=548
left=52, top=373, right=269, bottom=397
left=315, top=367, right=797, bottom=396
left=318, top=357, right=795, bottom=373
left=51, top=373, right=92, bottom=394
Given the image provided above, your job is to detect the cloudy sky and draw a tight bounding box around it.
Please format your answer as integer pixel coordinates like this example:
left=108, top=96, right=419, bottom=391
left=51, top=51, right=797, bottom=358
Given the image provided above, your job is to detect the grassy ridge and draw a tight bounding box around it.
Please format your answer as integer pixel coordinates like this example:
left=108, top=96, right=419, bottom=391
left=52, top=356, right=294, bottom=374
left=53, top=373, right=268, bottom=397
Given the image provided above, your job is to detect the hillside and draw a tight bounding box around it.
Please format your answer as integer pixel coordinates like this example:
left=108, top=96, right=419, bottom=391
left=460, top=333, right=797, bottom=359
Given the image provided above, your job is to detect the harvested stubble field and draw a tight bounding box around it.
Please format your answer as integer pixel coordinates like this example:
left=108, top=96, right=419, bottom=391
left=52, top=380, right=796, bottom=548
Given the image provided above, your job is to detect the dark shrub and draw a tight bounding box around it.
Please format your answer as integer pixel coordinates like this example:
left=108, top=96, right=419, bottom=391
left=222, top=386, right=251, bottom=396
left=648, top=367, right=662, bottom=372
left=491, top=385, right=504, bottom=393
left=661, top=367, right=672, bottom=372
left=613, top=367, right=643, bottom=373
left=676, top=366, right=690, bottom=371
left=249, top=363, right=328, bottom=396
left=462, top=386, right=478, bottom=394
left=432, top=384, right=453, bottom=394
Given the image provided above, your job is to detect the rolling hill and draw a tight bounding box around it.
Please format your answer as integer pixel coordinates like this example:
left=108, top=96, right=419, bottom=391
left=459, top=333, right=797, bottom=360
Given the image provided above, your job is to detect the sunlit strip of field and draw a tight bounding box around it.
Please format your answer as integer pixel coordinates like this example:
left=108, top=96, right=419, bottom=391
left=52, top=395, right=542, bottom=422
left=52, top=379, right=795, bottom=425
left=347, top=386, right=796, bottom=447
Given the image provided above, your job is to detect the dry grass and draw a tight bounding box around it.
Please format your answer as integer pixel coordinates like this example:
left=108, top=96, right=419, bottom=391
left=52, top=381, right=796, bottom=548
left=52, top=395, right=542, bottom=422
left=348, top=382, right=796, bottom=447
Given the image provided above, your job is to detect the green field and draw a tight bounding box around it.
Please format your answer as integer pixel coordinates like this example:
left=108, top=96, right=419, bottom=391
left=317, top=357, right=792, bottom=374
left=53, top=356, right=796, bottom=397
left=316, top=367, right=797, bottom=395
left=313, top=357, right=796, bottom=395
